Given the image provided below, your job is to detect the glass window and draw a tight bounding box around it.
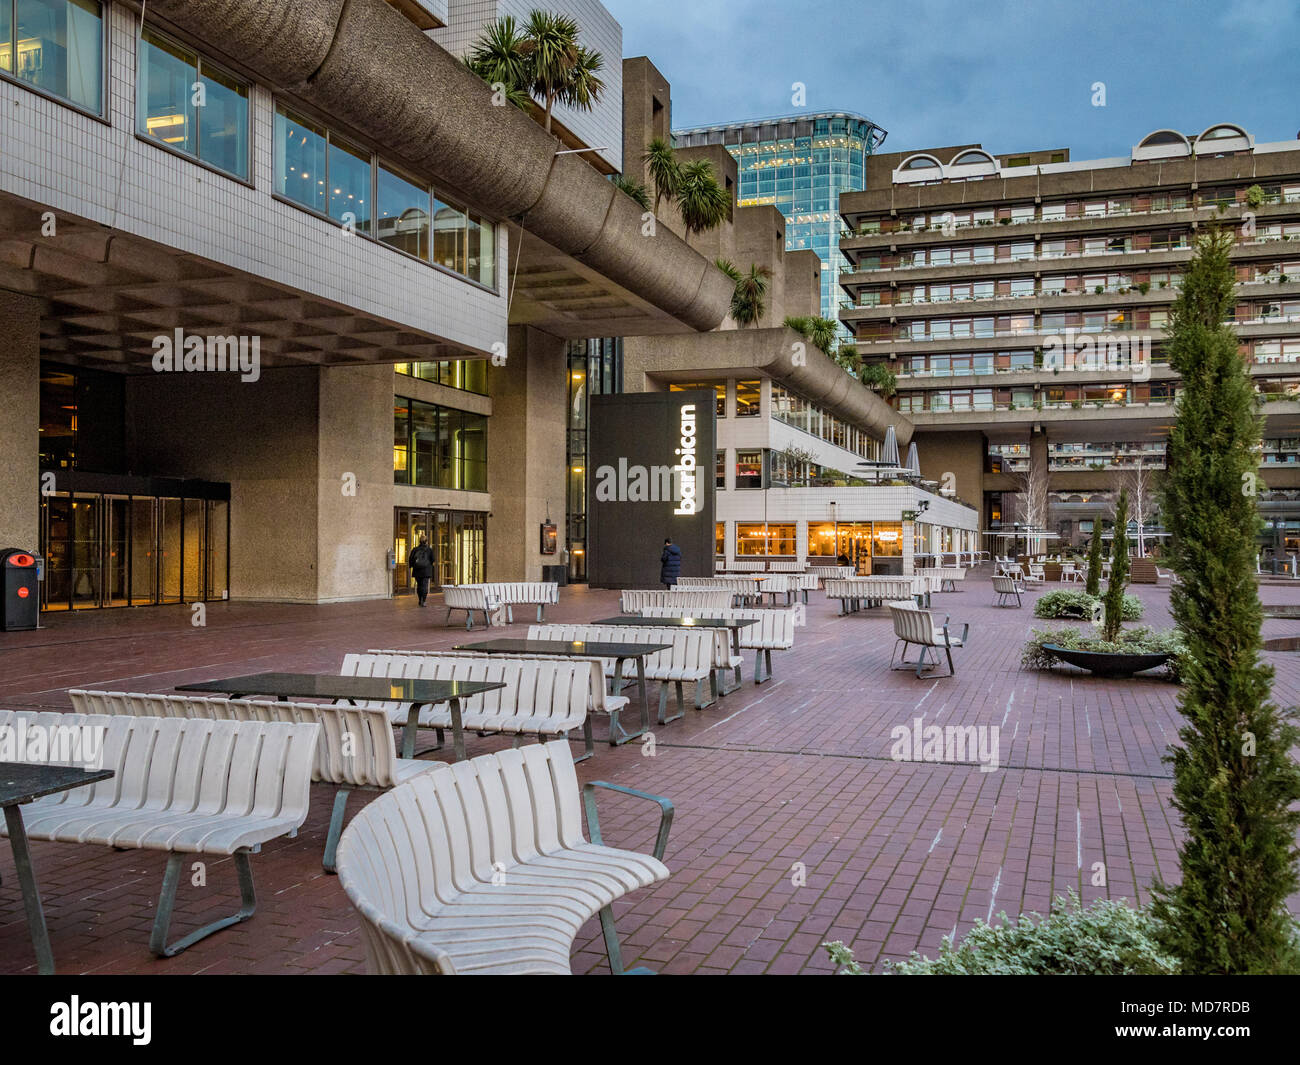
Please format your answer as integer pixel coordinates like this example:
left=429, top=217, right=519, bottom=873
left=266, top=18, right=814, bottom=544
left=735, top=450, right=763, bottom=488
left=456, top=411, right=487, bottom=492
left=275, top=107, right=328, bottom=213
left=10, top=0, right=102, bottom=113
left=0, top=2, right=9, bottom=72
left=716, top=450, right=726, bottom=488
left=393, top=401, right=410, bottom=483
left=466, top=209, right=495, bottom=288
left=327, top=136, right=371, bottom=232
left=139, top=29, right=248, bottom=178
left=433, top=196, right=466, bottom=273
left=378, top=165, right=431, bottom=260
left=715, top=522, right=725, bottom=556
left=735, top=380, right=761, bottom=417
left=736, top=523, right=795, bottom=556
left=873, top=522, right=903, bottom=557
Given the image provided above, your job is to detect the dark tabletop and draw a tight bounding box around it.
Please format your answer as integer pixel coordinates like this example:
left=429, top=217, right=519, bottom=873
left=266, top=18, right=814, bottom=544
left=453, top=639, right=671, bottom=658
left=177, top=672, right=506, bottom=702
left=0, top=763, right=114, bottom=808
left=595, top=615, right=760, bottom=630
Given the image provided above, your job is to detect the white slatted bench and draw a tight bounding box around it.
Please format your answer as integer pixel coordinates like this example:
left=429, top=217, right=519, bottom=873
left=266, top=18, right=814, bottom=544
left=887, top=602, right=969, bottom=678
left=992, top=574, right=1026, bottom=607
left=916, top=566, right=966, bottom=592
left=756, top=573, right=796, bottom=606
left=619, top=589, right=734, bottom=613
left=340, top=654, right=589, bottom=761
left=440, top=585, right=501, bottom=630
left=0, top=709, right=317, bottom=957
left=335, top=741, right=672, bottom=974
left=793, top=572, right=818, bottom=603
left=674, top=576, right=764, bottom=606
left=366, top=650, right=629, bottom=749
left=808, top=565, right=855, bottom=583
left=640, top=606, right=796, bottom=684
left=722, top=560, right=764, bottom=572
left=68, top=689, right=443, bottom=873
left=528, top=623, right=715, bottom=723
left=465, top=582, right=559, bottom=623
left=825, top=577, right=924, bottom=614
left=764, top=560, right=808, bottom=572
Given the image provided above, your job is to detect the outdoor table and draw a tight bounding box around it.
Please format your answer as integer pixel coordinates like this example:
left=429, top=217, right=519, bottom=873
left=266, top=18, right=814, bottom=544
left=2, top=762, right=114, bottom=974
left=453, top=639, right=670, bottom=743
left=177, top=672, right=507, bottom=762
left=594, top=615, right=761, bottom=696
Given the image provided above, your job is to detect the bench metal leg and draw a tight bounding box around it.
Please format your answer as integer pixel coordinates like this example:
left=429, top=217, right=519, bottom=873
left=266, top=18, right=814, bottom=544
left=537, top=604, right=544, bottom=623
left=598, top=904, right=647, bottom=975
left=323, top=787, right=352, bottom=874
left=694, top=676, right=712, bottom=710
left=445, top=607, right=452, bottom=626
left=606, top=658, right=648, bottom=745
left=573, top=719, right=595, bottom=763
left=507, top=605, right=514, bottom=624
left=657, top=681, right=685, bottom=725
left=763, top=649, right=773, bottom=682
left=754, top=648, right=771, bottom=684
left=4, top=805, right=55, bottom=975
left=149, top=851, right=257, bottom=958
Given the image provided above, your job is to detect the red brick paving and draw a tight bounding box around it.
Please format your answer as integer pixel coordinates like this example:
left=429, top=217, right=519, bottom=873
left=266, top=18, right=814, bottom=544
left=2, top=572, right=1299, bottom=974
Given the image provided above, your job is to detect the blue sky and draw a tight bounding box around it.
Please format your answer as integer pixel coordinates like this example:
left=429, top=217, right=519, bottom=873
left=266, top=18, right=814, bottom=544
left=605, top=0, right=1299, bottom=159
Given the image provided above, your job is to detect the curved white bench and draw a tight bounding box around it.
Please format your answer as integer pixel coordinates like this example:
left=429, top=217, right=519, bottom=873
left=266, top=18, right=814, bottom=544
left=441, top=585, right=498, bottom=629
left=340, top=654, right=589, bottom=760
left=619, top=589, right=734, bottom=613
left=0, top=709, right=317, bottom=957
left=640, top=606, right=796, bottom=684
left=529, top=623, right=715, bottom=723
left=916, top=567, right=966, bottom=592
left=826, top=577, right=924, bottom=614
left=674, top=577, right=764, bottom=605
left=887, top=602, right=969, bottom=678
left=808, top=565, right=855, bottom=584
left=68, top=689, right=443, bottom=873
left=335, top=741, right=673, bottom=974
left=467, top=582, right=559, bottom=623
left=366, top=649, right=627, bottom=751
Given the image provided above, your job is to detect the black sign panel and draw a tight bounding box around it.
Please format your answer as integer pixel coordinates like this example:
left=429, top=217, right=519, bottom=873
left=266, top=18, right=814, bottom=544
left=588, top=391, right=716, bottom=588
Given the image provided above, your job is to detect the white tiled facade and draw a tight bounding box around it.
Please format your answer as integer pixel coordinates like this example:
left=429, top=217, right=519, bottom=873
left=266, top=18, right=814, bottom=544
left=427, top=0, right=623, bottom=173
left=0, top=4, right=508, bottom=361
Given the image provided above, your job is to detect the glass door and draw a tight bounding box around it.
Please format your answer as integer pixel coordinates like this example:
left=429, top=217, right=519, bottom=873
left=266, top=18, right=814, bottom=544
left=104, top=496, right=130, bottom=607
left=159, top=497, right=183, bottom=603
left=41, top=495, right=73, bottom=611
left=71, top=496, right=101, bottom=609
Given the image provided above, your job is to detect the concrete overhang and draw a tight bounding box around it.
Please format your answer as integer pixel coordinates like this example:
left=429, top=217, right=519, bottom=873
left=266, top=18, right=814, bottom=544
left=0, top=196, right=472, bottom=371
left=624, top=326, right=914, bottom=446
left=146, top=0, right=731, bottom=339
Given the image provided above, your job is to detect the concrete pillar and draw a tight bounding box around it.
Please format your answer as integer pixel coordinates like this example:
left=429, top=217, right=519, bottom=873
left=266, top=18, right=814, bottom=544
left=317, top=364, right=393, bottom=601
left=488, top=326, right=567, bottom=582
left=0, top=292, right=40, bottom=549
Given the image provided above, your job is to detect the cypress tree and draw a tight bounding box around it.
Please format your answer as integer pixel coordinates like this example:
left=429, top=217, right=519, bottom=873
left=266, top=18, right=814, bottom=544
left=1101, top=489, right=1129, bottom=642
left=1085, top=521, right=1103, bottom=597
left=1151, top=228, right=1300, bottom=973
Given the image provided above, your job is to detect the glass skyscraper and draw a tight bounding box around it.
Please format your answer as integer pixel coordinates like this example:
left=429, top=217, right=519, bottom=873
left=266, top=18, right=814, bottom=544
left=673, top=112, right=887, bottom=333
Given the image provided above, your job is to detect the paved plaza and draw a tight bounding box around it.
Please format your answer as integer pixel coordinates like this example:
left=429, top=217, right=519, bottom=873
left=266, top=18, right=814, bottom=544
left=2, top=570, right=1298, bottom=975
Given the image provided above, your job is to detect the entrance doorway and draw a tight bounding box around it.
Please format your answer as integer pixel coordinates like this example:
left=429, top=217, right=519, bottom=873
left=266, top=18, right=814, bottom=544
left=40, top=491, right=229, bottom=611
left=393, top=507, right=486, bottom=594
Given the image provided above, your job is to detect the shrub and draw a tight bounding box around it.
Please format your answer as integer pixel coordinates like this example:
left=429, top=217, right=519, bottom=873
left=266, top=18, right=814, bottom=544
left=825, top=891, right=1177, bottom=975
left=1085, top=523, right=1104, bottom=596
left=1033, top=589, right=1142, bottom=620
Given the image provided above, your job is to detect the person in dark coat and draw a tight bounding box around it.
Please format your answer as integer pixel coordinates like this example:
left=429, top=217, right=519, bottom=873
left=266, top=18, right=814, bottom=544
left=660, top=537, right=682, bottom=589
left=408, top=536, right=435, bottom=606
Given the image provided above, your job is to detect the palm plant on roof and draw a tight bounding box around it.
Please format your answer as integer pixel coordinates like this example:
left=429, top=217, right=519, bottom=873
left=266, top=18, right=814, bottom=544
left=676, top=159, right=730, bottom=245
left=522, top=10, right=605, bottom=134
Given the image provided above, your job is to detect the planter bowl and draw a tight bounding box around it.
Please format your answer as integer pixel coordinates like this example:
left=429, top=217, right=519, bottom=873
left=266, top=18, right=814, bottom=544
left=1042, top=644, right=1171, bottom=678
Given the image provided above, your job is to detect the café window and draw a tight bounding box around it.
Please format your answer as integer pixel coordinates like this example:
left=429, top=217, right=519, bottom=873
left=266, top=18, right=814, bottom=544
left=715, top=522, right=725, bottom=556
left=670, top=381, right=726, bottom=417
left=735, top=380, right=761, bottom=417
left=735, top=450, right=763, bottom=489
left=736, top=522, right=796, bottom=556
left=872, top=522, right=903, bottom=557
left=807, top=521, right=837, bottom=557
left=138, top=27, right=249, bottom=179
left=1, top=0, right=103, bottom=114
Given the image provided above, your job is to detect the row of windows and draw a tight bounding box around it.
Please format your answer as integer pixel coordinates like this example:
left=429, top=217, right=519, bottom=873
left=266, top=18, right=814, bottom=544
left=771, top=384, right=879, bottom=460
left=716, top=521, right=907, bottom=558
left=897, top=382, right=1179, bottom=412
left=668, top=381, right=760, bottom=417
left=393, top=398, right=487, bottom=492
left=394, top=361, right=488, bottom=395
left=1, top=8, right=497, bottom=289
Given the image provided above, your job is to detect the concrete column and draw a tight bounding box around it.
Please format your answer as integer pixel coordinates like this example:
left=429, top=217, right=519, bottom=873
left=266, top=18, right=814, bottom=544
left=488, top=326, right=567, bottom=582
left=0, top=292, right=40, bottom=549
left=317, top=364, right=393, bottom=601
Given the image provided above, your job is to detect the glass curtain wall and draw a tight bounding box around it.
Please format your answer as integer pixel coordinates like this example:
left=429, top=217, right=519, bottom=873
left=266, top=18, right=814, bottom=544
left=565, top=338, right=623, bottom=582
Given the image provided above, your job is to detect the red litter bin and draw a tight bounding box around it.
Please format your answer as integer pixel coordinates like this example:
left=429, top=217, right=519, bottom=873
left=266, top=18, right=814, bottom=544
left=0, top=548, right=39, bottom=631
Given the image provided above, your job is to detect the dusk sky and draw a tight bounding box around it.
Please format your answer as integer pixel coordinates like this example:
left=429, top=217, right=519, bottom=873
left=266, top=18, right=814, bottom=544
left=606, top=0, right=1299, bottom=160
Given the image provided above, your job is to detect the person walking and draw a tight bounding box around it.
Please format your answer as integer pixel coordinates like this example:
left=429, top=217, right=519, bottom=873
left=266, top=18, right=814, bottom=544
left=660, top=537, right=681, bottom=589
left=408, top=536, right=435, bottom=606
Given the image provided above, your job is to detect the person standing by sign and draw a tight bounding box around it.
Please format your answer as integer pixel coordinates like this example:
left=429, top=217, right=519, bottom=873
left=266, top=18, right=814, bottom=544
left=660, top=537, right=681, bottom=589
left=408, top=536, right=435, bottom=606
